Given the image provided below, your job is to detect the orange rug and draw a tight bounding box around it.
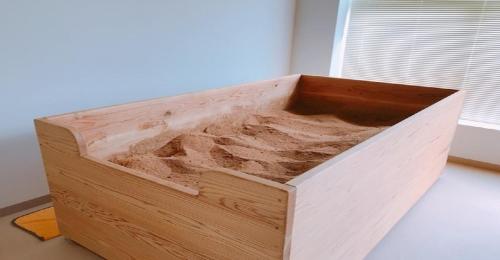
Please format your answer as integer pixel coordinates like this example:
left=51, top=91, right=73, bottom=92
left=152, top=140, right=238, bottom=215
left=12, top=207, right=61, bottom=241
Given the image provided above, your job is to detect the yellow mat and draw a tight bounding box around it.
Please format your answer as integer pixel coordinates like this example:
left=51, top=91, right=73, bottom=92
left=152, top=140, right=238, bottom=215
left=12, top=207, right=61, bottom=241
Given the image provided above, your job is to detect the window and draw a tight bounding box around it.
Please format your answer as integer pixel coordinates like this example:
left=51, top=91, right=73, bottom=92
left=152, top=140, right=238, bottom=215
left=334, top=0, right=500, bottom=126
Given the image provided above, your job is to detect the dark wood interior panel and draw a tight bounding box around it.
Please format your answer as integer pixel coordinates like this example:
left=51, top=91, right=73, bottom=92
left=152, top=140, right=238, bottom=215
left=287, top=75, right=457, bottom=126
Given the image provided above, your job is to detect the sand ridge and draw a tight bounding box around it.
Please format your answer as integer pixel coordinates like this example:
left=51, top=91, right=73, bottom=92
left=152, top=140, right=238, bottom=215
left=111, top=110, right=387, bottom=189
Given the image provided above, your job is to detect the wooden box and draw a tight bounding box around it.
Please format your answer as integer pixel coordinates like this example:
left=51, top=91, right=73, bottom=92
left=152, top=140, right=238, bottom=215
left=35, top=75, right=464, bottom=259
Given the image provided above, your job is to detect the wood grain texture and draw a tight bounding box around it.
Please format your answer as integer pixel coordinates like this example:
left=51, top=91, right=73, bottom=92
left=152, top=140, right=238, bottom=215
left=287, top=81, right=464, bottom=259
left=34, top=75, right=463, bottom=260
left=35, top=118, right=294, bottom=259
left=289, top=75, right=456, bottom=126
left=46, top=75, right=300, bottom=160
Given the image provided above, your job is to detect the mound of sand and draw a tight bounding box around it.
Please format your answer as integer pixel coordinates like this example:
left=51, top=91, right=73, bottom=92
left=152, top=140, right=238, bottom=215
left=111, top=110, right=386, bottom=189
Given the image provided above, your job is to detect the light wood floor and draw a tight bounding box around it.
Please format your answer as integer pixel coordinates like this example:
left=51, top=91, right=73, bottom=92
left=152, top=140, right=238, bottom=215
left=1, top=162, right=499, bottom=260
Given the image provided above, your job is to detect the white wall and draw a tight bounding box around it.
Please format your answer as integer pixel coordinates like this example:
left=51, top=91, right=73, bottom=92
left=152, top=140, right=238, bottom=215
left=449, top=122, right=500, bottom=165
left=0, top=0, right=296, bottom=208
left=289, top=0, right=339, bottom=74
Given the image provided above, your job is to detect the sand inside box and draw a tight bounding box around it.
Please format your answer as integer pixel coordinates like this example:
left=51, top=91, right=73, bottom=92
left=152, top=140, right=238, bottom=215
left=110, top=110, right=387, bottom=189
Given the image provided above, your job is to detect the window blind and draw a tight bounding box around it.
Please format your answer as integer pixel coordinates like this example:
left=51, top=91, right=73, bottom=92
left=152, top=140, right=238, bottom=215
left=340, top=0, right=500, bottom=125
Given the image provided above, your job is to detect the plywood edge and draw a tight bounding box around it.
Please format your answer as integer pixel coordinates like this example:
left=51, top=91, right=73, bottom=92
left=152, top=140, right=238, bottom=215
left=85, top=153, right=296, bottom=197
left=287, top=88, right=466, bottom=187
left=34, top=118, right=87, bottom=156
left=281, top=185, right=296, bottom=260
left=86, top=156, right=201, bottom=196
left=207, top=167, right=296, bottom=192
left=198, top=172, right=296, bottom=259
left=198, top=171, right=295, bottom=215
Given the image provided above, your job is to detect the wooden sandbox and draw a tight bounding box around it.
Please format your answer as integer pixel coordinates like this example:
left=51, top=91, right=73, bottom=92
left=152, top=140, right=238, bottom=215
left=35, top=75, right=464, bottom=259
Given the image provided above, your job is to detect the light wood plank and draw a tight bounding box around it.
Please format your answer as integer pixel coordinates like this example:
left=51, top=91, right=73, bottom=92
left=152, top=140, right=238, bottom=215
left=45, top=75, right=301, bottom=159
left=287, top=88, right=464, bottom=260
left=35, top=119, right=294, bottom=260
left=34, top=74, right=465, bottom=260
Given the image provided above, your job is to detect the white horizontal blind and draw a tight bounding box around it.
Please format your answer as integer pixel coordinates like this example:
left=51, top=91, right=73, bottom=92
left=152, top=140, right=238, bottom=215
left=341, top=0, right=500, bottom=125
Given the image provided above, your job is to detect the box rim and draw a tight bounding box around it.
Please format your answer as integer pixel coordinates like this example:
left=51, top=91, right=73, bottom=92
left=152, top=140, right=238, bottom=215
left=286, top=89, right=465, bottom=187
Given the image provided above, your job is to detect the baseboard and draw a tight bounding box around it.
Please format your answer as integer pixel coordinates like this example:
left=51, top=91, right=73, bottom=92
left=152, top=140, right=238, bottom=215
left=0, top=195, right=52, bottom=217
left=448, top=156, right=500, bottom=173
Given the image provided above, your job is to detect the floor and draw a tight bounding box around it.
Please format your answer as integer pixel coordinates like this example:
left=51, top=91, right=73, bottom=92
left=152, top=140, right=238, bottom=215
left=1, top=162, right=499, bottom=260
left=367, top=162, right=500, bottom=260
